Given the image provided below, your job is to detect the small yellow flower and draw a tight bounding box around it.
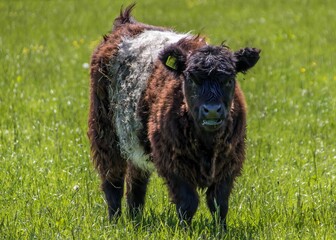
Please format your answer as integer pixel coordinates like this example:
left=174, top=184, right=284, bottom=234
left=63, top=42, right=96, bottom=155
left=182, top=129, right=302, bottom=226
left=22, top=47, right=30, bottom=55
left=16, top=76, right=22, bottom=83
left=334, top=76, right=336, bottom=81
left=311, top=61, right=317, bottom=67
left=72, top=40, right=80, bottom=48
left=300, top=67, right=306, bottom=73
left=289, top=33, right=296, bottom=40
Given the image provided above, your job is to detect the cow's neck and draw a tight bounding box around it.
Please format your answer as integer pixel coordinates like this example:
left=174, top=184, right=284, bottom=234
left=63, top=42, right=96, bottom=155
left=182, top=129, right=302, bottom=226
left=194, top=127, right=223, bottom=151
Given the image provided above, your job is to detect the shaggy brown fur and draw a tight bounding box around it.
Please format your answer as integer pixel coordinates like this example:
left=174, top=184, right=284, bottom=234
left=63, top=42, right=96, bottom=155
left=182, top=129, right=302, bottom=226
left=88, top=4, right=260, bottom=227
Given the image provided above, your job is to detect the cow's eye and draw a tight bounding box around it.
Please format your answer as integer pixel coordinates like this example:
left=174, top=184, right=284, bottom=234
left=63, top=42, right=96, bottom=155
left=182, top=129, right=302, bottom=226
left=226, top=79, right=234, bottom=87
left=191, top=77, right=200, bottom=85
left=189, top=75, right=201, bottom=85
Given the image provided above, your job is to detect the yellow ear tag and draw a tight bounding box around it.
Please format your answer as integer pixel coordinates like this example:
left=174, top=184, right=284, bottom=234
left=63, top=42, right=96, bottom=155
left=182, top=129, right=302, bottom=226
left=166, top=55, right=177, bottom=70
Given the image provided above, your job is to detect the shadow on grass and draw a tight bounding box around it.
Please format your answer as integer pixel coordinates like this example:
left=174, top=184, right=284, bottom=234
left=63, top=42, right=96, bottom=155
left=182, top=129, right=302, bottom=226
left=115, top=206, right=258, bottom=239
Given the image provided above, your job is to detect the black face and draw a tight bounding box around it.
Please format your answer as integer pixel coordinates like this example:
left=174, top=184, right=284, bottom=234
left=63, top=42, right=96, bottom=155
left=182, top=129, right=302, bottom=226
left=183, top=46, right=237, bottom=132
left=159, top=40, right=260, bottom=133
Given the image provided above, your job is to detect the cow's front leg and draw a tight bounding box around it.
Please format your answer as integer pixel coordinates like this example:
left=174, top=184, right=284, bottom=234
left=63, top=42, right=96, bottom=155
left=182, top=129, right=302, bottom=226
left=206, top=178, right=234, bottom=230
left=166, top=174, right=199, bottom=226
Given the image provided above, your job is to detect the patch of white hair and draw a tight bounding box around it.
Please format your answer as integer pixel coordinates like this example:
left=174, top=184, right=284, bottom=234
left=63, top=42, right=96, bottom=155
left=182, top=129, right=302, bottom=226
left=108, top=30, right=190, bottom=170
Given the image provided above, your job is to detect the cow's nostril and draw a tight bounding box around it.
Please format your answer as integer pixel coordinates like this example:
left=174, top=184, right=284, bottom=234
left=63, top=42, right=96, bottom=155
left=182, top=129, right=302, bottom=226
left=201, top=104, right=223, bottom=119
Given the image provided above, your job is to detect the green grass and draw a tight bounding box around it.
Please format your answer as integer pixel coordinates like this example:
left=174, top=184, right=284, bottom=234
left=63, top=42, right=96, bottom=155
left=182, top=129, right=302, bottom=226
left=1, top=0, right=335, bottom=239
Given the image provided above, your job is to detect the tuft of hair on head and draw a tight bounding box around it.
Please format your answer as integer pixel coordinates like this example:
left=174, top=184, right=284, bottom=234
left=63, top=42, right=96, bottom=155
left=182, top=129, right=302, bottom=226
left=113, top=3, right=137, bottom=30
left=219, top=41, right=230, bottom=50
left=103, top=34, right=109, bottom=42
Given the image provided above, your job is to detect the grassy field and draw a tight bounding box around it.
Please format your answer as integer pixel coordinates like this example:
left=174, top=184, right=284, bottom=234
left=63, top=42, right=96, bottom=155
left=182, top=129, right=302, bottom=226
left=1, top=0, right=335, bottom=239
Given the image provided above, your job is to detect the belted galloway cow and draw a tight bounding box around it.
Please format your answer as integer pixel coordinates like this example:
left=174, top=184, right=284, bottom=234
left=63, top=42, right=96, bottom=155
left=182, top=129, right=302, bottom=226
left=88, top=4, right=260, bottom=228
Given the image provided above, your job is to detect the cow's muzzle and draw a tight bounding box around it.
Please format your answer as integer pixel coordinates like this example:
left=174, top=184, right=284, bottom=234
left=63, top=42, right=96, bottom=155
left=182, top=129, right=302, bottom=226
left=199, top=103, right=226, bottom=132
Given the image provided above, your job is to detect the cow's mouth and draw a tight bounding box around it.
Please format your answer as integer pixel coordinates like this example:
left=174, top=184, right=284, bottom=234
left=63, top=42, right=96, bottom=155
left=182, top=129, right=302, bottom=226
left=201, top=119, right=223, bottom=131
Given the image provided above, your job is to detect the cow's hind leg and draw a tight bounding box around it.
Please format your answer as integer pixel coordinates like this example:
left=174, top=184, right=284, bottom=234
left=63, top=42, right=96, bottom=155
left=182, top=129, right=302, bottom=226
left=102, top=175, right=125, bottom=220
left=126, top=163, right=151, bottom=218
left=88, top=60, right=127, bottom=221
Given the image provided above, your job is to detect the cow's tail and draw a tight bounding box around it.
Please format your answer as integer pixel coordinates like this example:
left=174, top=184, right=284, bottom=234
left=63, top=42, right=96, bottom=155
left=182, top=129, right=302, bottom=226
left=113, top=3, right=137, bottom=29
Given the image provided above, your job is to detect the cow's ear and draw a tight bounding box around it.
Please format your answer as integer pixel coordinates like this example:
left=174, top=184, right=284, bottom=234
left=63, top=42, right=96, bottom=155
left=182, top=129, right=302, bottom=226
left=159, top=44, right=187, bottom=73
left=234, top=47, right=261, bottom=73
